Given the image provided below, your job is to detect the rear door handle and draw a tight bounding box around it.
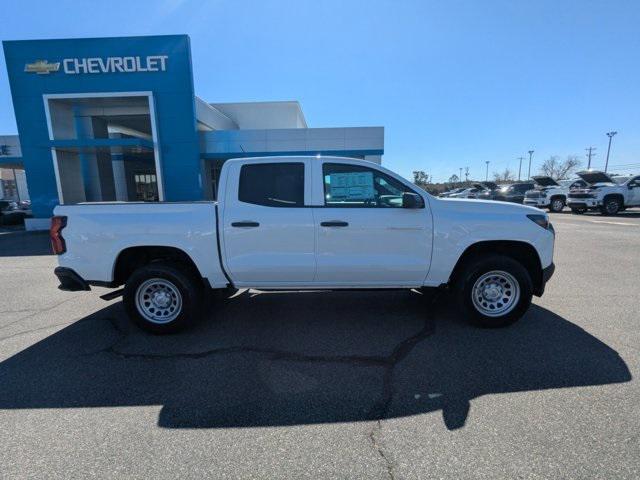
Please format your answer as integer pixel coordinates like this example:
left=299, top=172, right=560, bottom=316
left=321, top=221, right=349, bottom=227
left=231, top=221, right=260, bottom=228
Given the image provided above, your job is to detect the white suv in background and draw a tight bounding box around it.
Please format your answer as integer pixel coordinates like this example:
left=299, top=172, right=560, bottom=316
left=567, top=171, right=640, bottom=215
left=523, top=176, right=570, bottom=212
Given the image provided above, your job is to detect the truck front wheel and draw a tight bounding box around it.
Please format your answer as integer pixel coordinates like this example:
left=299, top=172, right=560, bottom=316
left=454, top=255, right=533, bottom=328
left=123, top=262, right=203, bottom=334
left=549, top=197, right=565, bottom=213
left=601, top=197, right=622, bottom=216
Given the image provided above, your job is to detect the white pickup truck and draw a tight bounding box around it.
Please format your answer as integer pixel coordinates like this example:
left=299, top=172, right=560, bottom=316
left=567, top=170, right=640, bottom=215
left=51, top=156, right=555, bottom=333
left=523, top=176, right=569, bottom=212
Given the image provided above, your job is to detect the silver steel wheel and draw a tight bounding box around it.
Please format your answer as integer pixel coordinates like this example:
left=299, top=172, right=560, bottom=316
left=135, top=278, right=182, bottom=324
left=471, top=270, right=520, bottom=317
left=552, top=199, right=564, bottom=211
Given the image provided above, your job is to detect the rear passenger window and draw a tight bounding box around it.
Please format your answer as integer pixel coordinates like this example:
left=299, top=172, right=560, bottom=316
left=238, top=163, right=304, bottom=207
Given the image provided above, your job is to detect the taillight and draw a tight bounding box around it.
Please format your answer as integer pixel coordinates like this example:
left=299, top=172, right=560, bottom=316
left=50, top=216, right=67, bottom=255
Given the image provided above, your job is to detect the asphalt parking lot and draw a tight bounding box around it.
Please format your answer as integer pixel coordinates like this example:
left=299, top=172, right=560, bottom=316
left=1, top=211, right=639, bottom=479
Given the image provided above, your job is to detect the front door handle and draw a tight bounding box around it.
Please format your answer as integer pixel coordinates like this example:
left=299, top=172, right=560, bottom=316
left=321, top=221, right=349, bottom=227
left=231, top=221, right=260, bottom=228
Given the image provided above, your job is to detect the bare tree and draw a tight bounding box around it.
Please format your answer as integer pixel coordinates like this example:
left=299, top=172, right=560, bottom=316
left=492, top=168, right=516, bottom=182
left=448, top=174, right=460, bottom=184
left=412, top=170, right=431, bottom=188
left=539, top=155, right=581, bottom=180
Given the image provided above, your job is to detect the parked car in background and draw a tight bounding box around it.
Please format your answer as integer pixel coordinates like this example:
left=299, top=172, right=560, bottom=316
left=439, top=187, right=465, bottom=198
left=476, top=183, right=505, bottom=201
left=567, top=171, right=640, bottom=215
left=523, top=176, right=569, bottom=212
left=51, top=156, right=555, bottom=333
left=448, top=183, right=489, bottom=199
left=491, top=182, right=536, bottom=204
left=0, top=200, right=28, bottom=225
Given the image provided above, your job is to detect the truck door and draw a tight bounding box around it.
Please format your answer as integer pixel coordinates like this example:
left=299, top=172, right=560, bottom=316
left=628, top=177, right=640, bottom=205
left=221, top=159, right=315, bottom=286
left=311, top=161, right=432, bottom=286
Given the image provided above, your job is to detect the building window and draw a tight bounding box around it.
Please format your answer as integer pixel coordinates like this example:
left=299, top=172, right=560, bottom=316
left=238, top=163, right=304, bottom=207
left=134, top=173, right=158, bottom=202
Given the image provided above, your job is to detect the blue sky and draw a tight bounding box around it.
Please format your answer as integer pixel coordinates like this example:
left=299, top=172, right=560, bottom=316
left=1, top=0, right=639, bottom=182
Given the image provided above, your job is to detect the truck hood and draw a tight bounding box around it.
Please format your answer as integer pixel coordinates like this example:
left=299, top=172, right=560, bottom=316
left=436, top=196, right=542, bottom=215
left=531, top=176, right=559, bottom=187
left=576, top=170, right=614, bottom=185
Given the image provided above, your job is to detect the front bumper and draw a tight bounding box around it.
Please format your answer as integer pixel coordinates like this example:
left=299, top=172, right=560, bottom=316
left=567, top=198, right=599, bottom=209
left=524, top=198, right=549, bottom=207
left=535, top=262, right=555, bottom=297
left=54, top=267, right=91, bottom=291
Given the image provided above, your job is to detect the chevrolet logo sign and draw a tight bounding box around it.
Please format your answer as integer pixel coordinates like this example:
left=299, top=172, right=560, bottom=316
left=24, top=60, right=60, bottom=74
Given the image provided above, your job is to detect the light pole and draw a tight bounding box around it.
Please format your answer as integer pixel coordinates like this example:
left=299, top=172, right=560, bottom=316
left=517, top=157, right=524, bottom=181
left=459, top=167, right=463, bottom=185
left=527, top=150, right=534, bottom=179
left=604, top=131, right=617, bottom=173
left=485, top=161, right=490, bottom=181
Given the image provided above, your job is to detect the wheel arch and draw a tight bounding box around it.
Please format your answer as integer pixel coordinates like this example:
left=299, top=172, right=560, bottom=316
left=602, top=193, right=624, bottom=205
left=112, top=245, right=205, bottom=288
left=449, top=240, right=544, bottom=296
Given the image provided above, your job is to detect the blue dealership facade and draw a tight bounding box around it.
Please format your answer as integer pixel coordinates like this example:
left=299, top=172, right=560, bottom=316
left=1, top=35, right=383, bottom=229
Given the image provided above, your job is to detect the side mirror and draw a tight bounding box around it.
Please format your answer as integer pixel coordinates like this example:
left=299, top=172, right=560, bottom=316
left=402, top=192, right=424, bottom=209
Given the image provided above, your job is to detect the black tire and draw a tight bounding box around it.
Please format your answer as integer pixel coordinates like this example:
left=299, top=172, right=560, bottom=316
left=600, top=197, right=622, bottom=216
left=123, top=262, right=203, bottom=334
left=548, top=197, right=565, bottom=213
left=570, top=207, right=587, bottom=214
left=454, top=255, right=533, bottom=328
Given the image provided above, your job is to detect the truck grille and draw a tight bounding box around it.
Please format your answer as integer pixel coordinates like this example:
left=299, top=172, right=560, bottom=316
left=525, top=192, right=541, bottom=199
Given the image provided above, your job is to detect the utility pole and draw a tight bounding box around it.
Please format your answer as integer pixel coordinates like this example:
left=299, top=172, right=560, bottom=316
left=464, top=166, right=469, bottom=182
left=585, top=146, right=596, bottom=170
left=604, top=131, right=617, bottom=173
left=527, top=150, right=534, bottom=179
left=517, top=157, right=525, bottom=181
left=485, top=161, right=490, bottom=181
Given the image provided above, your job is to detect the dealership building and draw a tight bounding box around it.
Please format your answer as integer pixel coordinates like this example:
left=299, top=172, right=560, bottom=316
left=1, top=35, right=383, bottom=229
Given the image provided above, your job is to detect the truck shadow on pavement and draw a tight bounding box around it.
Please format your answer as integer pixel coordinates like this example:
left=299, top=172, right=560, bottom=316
left=0, top=290, right=631, bottom=431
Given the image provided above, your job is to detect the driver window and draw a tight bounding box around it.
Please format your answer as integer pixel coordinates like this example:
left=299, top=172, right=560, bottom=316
left=323, top=163, right=413, bottom=208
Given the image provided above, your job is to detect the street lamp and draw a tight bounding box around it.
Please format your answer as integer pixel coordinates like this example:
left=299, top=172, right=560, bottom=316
left=485, top=161, right=490, bottom=181
left=459, top=167, right=463, bottom=185
left=527, top=150, right=534, bottom=179
left=517, top=157, right=524, bottom=181
left=604, top=131, right=617, bottom=173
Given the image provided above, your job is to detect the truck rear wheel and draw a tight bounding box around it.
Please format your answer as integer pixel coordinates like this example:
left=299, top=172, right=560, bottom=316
left=454, top=255, right=533, bottom=328
left=123, top=262, right=203, bottom=334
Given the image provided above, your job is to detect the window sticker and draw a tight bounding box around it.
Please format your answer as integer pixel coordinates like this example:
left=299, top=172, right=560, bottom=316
left=327, top=172, right=375, bottom=201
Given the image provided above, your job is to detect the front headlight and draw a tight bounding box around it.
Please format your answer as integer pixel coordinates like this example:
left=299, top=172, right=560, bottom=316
left=527, top=214, right=550, bottom=230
